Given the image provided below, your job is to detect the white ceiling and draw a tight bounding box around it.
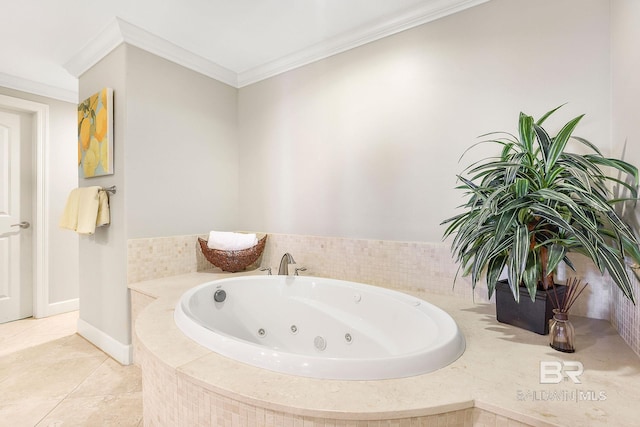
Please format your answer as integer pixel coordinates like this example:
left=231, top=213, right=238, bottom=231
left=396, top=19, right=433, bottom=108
left=1, top=0, right=488, bottom=102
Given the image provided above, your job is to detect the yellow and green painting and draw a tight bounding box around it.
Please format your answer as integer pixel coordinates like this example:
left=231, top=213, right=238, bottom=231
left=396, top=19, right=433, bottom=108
left=78, top=88, right=113, bottom=177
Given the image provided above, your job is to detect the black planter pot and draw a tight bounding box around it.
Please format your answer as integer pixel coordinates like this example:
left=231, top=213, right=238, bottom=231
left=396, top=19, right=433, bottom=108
left=495, top=280, right=567, bottom=335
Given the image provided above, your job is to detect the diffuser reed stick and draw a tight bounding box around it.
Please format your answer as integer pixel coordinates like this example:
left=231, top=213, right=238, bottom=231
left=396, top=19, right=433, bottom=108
left=548, top=278, right=588, bottom=313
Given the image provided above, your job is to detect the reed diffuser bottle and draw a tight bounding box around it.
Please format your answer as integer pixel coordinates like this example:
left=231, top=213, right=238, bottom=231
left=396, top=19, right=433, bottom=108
left=549, top=310, right=575, bottom=353
left=547, top=278, right=587, bottom=353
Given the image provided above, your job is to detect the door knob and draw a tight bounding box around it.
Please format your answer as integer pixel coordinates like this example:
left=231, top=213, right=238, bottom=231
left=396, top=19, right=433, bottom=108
left=11, top=221, right=30, bottom=229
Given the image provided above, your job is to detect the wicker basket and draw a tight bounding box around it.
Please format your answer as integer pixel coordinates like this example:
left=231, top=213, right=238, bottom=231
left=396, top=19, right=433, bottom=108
left=198, top=234, right=267, bottom=272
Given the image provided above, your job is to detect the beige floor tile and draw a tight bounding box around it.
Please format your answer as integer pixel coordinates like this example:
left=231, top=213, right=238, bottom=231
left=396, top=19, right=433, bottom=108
left=0, top=311, right=143, bottom=425
left=0, top=397, right=60, bottom=427
left=0, top=317, right=39, bottom=339
left=0, top=352, right=106, bottom=404
left=70, top=357, right=142, bottom=398
left=0, top=312, right=79, bottom=357
left=0, top=335, right=107, bottom=384
left=35, top=393, right=143, bottom=427
left=1, top=334, right=104, bottom=367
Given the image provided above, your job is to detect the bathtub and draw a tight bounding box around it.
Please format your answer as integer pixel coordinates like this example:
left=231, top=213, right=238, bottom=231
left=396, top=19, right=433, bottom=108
left=174, top=275, right=465, bottom=380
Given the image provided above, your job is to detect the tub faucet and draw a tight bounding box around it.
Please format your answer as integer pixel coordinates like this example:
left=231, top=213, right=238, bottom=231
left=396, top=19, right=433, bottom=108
left=278, top=253, right=296, bottom=275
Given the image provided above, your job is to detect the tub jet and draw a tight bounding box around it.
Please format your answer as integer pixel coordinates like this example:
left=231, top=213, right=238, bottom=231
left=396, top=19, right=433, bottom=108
left=213, top=289, right=226, bottom=303
left=314, top=336, right=327, bottom=351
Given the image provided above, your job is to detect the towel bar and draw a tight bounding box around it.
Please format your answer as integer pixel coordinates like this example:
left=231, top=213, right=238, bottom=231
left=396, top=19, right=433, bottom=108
left=102, top=185, right=117, bottom=194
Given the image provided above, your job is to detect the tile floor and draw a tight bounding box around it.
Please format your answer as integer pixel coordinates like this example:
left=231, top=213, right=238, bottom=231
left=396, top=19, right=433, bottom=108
left=0, top=311, right=143, bottom=426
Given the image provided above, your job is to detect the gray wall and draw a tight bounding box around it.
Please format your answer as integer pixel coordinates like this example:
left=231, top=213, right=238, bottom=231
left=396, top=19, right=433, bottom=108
left=237, top=0, right=612, bottom=242
left=78, top=44, right=240, bottom=354
left=125, top=47, right=239, bottom=238
left=611, top=0, right=640, bottom=355
left=612, top=0, right=640, bottom=218
left=78, top=44, right=129, bottom=347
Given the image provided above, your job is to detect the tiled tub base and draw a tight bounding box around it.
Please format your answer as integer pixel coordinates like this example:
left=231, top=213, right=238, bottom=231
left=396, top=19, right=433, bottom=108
left=137, top=343, right=531, bottom=427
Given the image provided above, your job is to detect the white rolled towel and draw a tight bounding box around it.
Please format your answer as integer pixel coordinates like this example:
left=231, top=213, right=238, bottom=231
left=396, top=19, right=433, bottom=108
left=207, top=231, right=258, bottom=251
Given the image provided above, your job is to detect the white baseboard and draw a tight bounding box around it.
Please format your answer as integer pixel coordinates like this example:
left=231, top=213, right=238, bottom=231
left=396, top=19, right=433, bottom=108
left=77, top=318, right=133, bottom=365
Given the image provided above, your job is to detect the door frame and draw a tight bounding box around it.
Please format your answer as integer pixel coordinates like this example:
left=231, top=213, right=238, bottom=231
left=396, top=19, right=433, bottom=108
left=0, top=94, right=49, bottom=318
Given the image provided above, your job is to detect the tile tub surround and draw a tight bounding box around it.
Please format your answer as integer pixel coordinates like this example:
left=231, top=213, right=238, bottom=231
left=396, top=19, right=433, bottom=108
left=127, top=232, right=612, bottom=319
left=131, top=272, right=640, bottom=427
left=125, top=233, right=486, bottom=297
left=610, top=267, right=640, bottom=358
left=127, top=234, right=213, bottom=284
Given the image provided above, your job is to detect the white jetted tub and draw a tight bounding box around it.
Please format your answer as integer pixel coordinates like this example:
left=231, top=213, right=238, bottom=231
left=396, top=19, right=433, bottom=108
left=174, top=275, right=465, bottom=380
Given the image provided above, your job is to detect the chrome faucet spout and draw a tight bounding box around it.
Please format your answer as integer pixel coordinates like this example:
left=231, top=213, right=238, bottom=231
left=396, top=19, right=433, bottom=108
left=278, top=253, right=296, bottom=275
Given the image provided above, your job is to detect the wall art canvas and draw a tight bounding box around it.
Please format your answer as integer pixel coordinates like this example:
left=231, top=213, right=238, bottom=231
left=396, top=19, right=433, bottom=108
left=78, top=87, right=113, bottom=178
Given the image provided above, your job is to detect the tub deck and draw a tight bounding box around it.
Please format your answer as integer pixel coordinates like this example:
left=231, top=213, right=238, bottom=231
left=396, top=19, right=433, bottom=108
left=130, top=271, right=640, bottom=426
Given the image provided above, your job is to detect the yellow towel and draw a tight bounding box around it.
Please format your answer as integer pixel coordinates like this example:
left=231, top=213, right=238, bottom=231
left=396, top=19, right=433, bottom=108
left=76, top=187, right=100, bottom=234
left=59, top=186, right=111, bottom=234
left=96, top=190, right=110, bottom=228
left=59, top=188, right=80, bottom=231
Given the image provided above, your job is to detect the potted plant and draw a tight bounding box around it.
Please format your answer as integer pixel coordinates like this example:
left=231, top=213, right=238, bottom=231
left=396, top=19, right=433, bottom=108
left=442, top=106, right=640, bottom=333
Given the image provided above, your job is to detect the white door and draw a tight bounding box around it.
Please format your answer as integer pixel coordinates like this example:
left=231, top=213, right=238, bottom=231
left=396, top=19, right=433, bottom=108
left=0, top=109, right=32, bottom=323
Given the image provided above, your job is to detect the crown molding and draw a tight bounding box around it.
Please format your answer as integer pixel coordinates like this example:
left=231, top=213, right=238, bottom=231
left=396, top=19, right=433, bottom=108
left=64, top=17, right=237, bottom=87
left=3, top=0, right=487, bottom=104
left=237, top=0, right=490, bottom=87
left=0, top=72, right=77, bottom=103
left=63, top=18, right=124, bottom=80
left=63, top=0, right=488, bottom=90
left=115, top=18, right=238, bottom=87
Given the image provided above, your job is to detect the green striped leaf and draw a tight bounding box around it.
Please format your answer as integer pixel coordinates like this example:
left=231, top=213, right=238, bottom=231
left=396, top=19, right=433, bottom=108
left=472, top=237, right=496, bottom=286
left=487, top=255, right=507, bottom=299
left=518, top=113, right=535, bottom=153
left=514, top=178, right=529, bottom=198
left=507, top=224, right=530, bottom=301
left=533, top=188, right=579, bottom=211
left=599, top=245, right=636, bottom=304
left=495, top=210, right=517, bottom=243
left=546, top=244, right=566, bottom=276
left=527, top=204, right=572, bottom=230
left=536, top=105, right=565, bottom=126
left=523, top=251, right=540, bottom=301
left=533, top=124, right=552, bottom=161
left=546, top=114, right=584, bottom=174
left=572, top=136, right=604, bottom=156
